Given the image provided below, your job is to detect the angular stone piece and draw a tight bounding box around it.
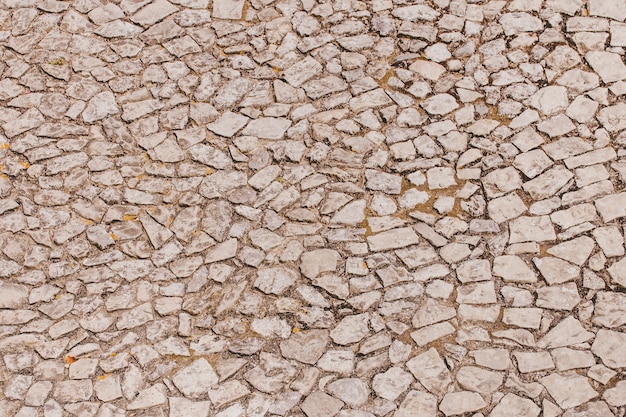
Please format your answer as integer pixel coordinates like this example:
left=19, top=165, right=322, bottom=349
left=367, top=227, right=420, bottom=252
left=439, top=391, right=486, bottom=416
left=283, top=57, right=323, bottom=87
left=207, top=111, right=249, bottom=137
left=330, top=313, right=370, bottom=345
left=280, top=330, right=329, bottom=364
left=127, top=384, right=168, bottom=410
left=407, top=348, right=452, bottom=395
left=509, top=216, right=556, bottom=243
left=490, top=393, right=540, bottom=417
left=592, top=329, right=626, bottom=368
left=213, top=0, right=245, bottom=19
left=241, top=117, right=291, bottom=139
left=595, top=192, right=626, bottom=222
left=172, top=359, right=219, bottom=399
left=300, top=391, right=343, bottom=417
left=540, top=374, right=598, bottom=409
left=300, top=249, right=339, bottom=279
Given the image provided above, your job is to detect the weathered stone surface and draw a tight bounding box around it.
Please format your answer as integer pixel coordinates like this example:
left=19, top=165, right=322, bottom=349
left=280, top=330, right=329, bottom=364
left=406, top=348, right=452, bottom=396
left=172, top=359, right=219, bottom=398
left=540, top=374, right=598, bottom=409
left=300, top=392, right=343, bottom=417
left=0, top=4, right=623, bottom=417
left=591, top=329, right=626, bottom=368
left=300, top=249, right=339, bottom=279
left=490, top=394, right=540, bottom=417
left=367, top=227, right=420, bottom=251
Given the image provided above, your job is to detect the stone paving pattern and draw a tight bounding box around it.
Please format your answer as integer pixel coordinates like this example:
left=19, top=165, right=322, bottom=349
left=1, top=0, right=626, bottom=416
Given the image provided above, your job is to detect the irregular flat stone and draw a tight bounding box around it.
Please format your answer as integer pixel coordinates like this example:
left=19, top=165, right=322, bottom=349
left=169, top=397, right=211, bottom=417
left=589, top=0, right=626, bottom=20
left=5, top=110, right=46, bottom=141
left=603, top=381, right=626, bottom=407
left=538, top=316, right=593, bottom=349
left=283, top=57, right=323, bottom=87
left=300, top=391, right=344, bottom=417
left=205, top=238, right=238, bottom=263
left=207, top=111, right=249, bottom=137
left=456, top=366, right=503, bottom=394
left=53, top=380, right=93, bottom=403
left=395, top=390, right=437, bottom=417
left=595, top=192, right=626, bottom=222
left=591, top=329, right=626, bottom=368
left=490, top=393, right=540, bottom=417
left=536, top=283, right=581, bottom=311
left=280, top=329, right=328, bottom=364
left=326, top=378, right=370, bottom=407
left=300, top=249, right=339, bottom=279
left=127, top=384, right=168, bottom=410
left=493, top=255, right=537, bottom=283
left=540, top=374, right=598, bottom=409
left=367, top=227, right=420, bottom=252
left=213, top=0, right=245, bottom=19
left=254, top=267, right=297, bottom=295
left=371, top=367, right=414, bottom=401
left=131, top=0, right=178, bottom=25
left=509, top=216, right=556, bottom=243
left=392, top=5, right=440, bottom=21
left=241, top=117, right=291, bottom=139
left=330, top=313, right=370, bottom=345
left=533, top=257, right=580, bottom=285
left=421, top=94, right=459, bottom=115
left=0, top=282, right=28, bottom=308
left=172, top=359, right=219, bottom=399
left=593, top=291, right=626, bottom=328
left=439, top=391, right=486, bottom=416
left=597, top=103, right=626, bottom=132
left=406, top=348, right=452, bottom=395
left=586, top=51, right=626, bottom=83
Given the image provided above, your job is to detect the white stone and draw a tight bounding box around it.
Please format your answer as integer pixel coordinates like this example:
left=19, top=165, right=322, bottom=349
left=241, top=117, right=291, bottom=140
left=207, top=111, right=249, bottom=137
left=540, top=374, right=598, bottom=409
left=529, top=86, right=568, bottom=116
left=421, top=94, right=459, bottom=115
left=406, top=348, right=451, bottom=396
left=439, top=391, right=486, bottom=416
left=172, top=359, right=219, bottom=399
left=586, top=51, right=626, bottom=83
left=490, top=393, right=540, bottom=417
left=212, top=0, right=245, bottom=19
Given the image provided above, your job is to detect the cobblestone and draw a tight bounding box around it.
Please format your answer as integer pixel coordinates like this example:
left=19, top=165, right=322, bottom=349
left=0, top=1, right=625, bottom=416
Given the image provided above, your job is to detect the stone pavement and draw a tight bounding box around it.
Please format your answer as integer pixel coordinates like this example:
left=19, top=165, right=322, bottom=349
left=1, top=0, right=626, bottom=416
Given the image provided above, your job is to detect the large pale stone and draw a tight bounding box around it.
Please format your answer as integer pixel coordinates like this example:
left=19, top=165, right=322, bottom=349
left=540, top=374, right=598, bottom=409
left=367, top=227, right=420, bottom=252
left=280, top=330, right=329, bottom=364
left=406, top=348, right=452, bottom=395
left=213, top=0, right=245, bottom=19
left=300, top=249, right=339, bottom=279
left=592, top=329, right=626, bottom=368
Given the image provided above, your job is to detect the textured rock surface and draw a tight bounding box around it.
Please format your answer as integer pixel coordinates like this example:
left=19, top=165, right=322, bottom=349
left=0, top=1, right=624, bottom=416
